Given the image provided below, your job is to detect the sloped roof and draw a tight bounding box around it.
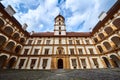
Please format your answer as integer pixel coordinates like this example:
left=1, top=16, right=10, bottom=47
left=31, top=32, right=91, bottom=37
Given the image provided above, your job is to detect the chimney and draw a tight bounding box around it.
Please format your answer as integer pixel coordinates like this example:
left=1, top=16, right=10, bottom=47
left=22, top=23, right=28, bottom=30
left=5, top=5, right=16, bottom=16
left=98, top=11, right=107, bottom=21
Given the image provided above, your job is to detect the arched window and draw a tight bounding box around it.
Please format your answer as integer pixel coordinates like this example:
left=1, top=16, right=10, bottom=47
left=0, top=18, right=4, bottom=27
left=103, top=41, right=112, bottom=50
left=7, top=57, right=16, bottom=69
left=0, top=55, right=7, bottom=69
left=104, top=27, right=113, bottom=35
left=4, top=26, right=13, bottom=36
left=113, top=18, right=120, bottom=29
left=111, top=36, right=120, bottom=47
left=0, top=35, right=6, bottom=46
left=93, top=37, right=98, bottom=43
left=102, top=57, right=111, bottom=68
left=15, top=45, right=21, bottom=54
left=13, top=33, right=20, bottom=40
left=110, top=55, right=120, bottom=68
left=98, top=33, right=105, bottom=40
left=4, top=41, right=15, bottom=51
left=97, top=45, right=103, bottom=53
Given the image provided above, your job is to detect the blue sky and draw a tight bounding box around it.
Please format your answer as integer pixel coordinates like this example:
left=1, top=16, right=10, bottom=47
left=1, top=0, right=117, bottom=32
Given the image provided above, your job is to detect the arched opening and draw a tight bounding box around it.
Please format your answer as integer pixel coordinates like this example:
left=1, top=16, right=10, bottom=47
left=57, top=59, right=63, bottom=69
left=97, top=45, right=103, bottom=53
left=20, top=38, right=25, bottom=43
left=113, top=18, right=120, bottom=29
left=0, top=35, right=6, bottom=47
left=102, top=57, right=111, bottom=68
left=0, top=18, right=4, bottom=27
left=4, top=41, right=15, bottom=51
left=104, top=27, right=113, bottom=35
left=103, top=42, right=112, bottom=51
left=0, top=55, right=7, bottom=69
left=15, top=45, right=21, bottom=54
left=7, top=57, right=16, bottom=69
left=3, top=26, right=13, bottom=36
left=98, top=33, right=105, bottom=40
left=110, top=55, right=120, bottom=68
left=111, top=36, right=120, bottom=47
left=13, top=33, right=20, bottom=40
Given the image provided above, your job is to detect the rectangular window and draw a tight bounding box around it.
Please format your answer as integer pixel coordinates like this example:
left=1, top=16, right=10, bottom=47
left=37, top=40, right=41, bottom=44
left=59, top=27, right=61, bottom=30
left=46, top=40, right=50, bottom=44
left=28, top=40, right=33, bottom=44
left=19, top=59, right=25, bottom=69
left=34, top=49, right=39, bottom=55
left=59, top=38, right=61, bottom=44
left=92, top=58, right=99, bottom=66
left=89, top=48, right=94, bottom=54
left=81, top=59, right=86, bottom=66
left=44, top=49, right=49, bottom=55
left=59, top=32, right=61, bottom=35
left=70, top=49, right=74, bottom=55
left=71, top=59, right=77, bottom=68
left=23, top=49, right=29, bottom=55
left=85, top=40, right=90, bottom=44
left=69, top=40, right=72, bottom=44
left=30, top=59, right=36, bottom=68
left=78, top=49, right=83, bottom=54
left=76, top=40, right=80, bottom=44
left=42, top=59, right=48, bottom=69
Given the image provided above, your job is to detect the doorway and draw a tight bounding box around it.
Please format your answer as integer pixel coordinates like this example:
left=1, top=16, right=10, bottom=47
left=57, top=59, right=63, bottom=69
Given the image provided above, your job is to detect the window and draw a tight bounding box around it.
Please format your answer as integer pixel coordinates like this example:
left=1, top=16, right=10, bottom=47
left=70, top=49, right=74, bottom=55
left=71, top=59, right=77, bottom=69
left=89, top=48, right=94, bottom=54
left=44, top=49, right=49, bottom=55
left=69, top=40, right=72, bottom=44
left=34, top=49, right=39, bottom=55
left=30, top=59, right=36, bottom=69
left=19, top=59, right=25, bottom=69
left=78, top=49, right=83, bottom=54
left=23, top=49, right=29, bottom=55
left=85, top=40, right=90, bottom=44
left=28, top=40, right=33, bottom=44
left=92, top=58, right=99, bottom=68
left=37, top=40, right=41, bottom=44
left=59, top=27, right=61, bottom=30
left=58, top=49, right=62, bottom=54
left=46, top=40, right=50, bottom=44
left=42, top=59, right=48, bottom=69
left=59, top=38, right=61, bottom=44
left=76, top=40, right=80, bottom=44
left=81, top=59, right=86, bottom=68
left=59, top=32, right=61, bottom=35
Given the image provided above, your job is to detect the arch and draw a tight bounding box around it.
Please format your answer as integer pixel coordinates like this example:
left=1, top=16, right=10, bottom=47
left=103, top=41, right=112, bottom=50
left=57, top=47, right=64, bottom=54
left=15, top=45, right=21, bottom=54
left=0, top=35, right=7, bottom=47
left=110, top=55, right=120, bottom=67
left=97, top=45, right=103, bottom=53
left=13, top=33, right=20, bottom=40
left=3, top=26, right=13, bottom=36
left=20, top=38, right=25, bottom=43
left=4, top=41, right=15, bottom=51
left=113, top=18, right=120, bottom=29
left=111, top=36, right=120, bottom=47
left=57, top=59, right=63, bottom=69
left=104, top=27, right=113, bottom=35
left=102, top=57, right=111, bottom=68
left=98, top=33, right=105, bottom=40
left=0, top=55, right=7, bottom=69
left=7, top=57, right=16, bottom=69
left=0, top=18, right=4, bottom=27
